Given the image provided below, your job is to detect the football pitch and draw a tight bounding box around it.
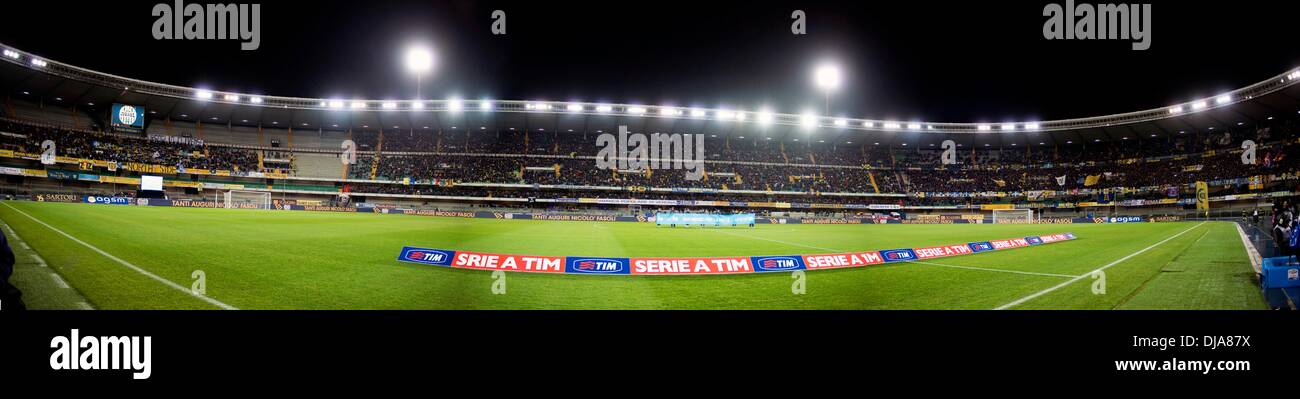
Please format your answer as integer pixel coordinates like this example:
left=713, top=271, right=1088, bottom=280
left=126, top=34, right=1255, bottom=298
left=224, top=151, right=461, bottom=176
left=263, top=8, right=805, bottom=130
left=0, top=201, right=1267, bottom=310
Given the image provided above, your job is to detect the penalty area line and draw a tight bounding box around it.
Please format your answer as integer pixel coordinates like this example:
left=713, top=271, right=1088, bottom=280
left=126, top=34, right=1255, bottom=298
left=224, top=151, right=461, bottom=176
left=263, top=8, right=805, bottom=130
left=1, top=202, right=238, bottom=310
left=993, top=221, right=1207, bottom=310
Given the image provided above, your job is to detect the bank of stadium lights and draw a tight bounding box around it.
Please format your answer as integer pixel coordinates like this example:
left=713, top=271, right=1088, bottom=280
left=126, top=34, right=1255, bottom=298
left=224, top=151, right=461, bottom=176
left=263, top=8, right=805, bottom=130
left=29, top=58, right=47, bottom=67
left=249, top=97, right=263, bottom=104
left=690, top=108, right=707, bottom=118
left=757, top=110, right=775, bottom=125
left=328, top=100, right=344, bottom=109
left=1024, top=122, right=1040, bottom=130
left=566, top=104, right=583, bottom=112
left=800, top=112, right=818, bottom=128
left=1, top=49, right=18, bottom=59
left=195, top=90, right=213, bottom=100
left=595, top=104, right=613, bottom=113
left=479, top=100, right=492, bottom=111
left=834, top=118, right=848, bottom=127
left=627, top=106, right=647, bottom=115
left=1168, top=105, right=1184, bottom=114
left=350, top=101, right=367, bottom=109
left=447, top=99, right=464, bottom=112
left=660, top=107, right=682, bottom=117
left=1214, top=94, right=1232, bottom=105
left=977, top=124, right=991, bottom=131
left=882, top=122, right=900, bottom=130
left=382, top=102, right=397, bottom=110
left=1001, top=123, right=1015, bottom=131
left=907, top=123, right=922, bottom=130
left=223, top=94, right=239, bottom=102
left=1191, top=101, right=1208, bottom=110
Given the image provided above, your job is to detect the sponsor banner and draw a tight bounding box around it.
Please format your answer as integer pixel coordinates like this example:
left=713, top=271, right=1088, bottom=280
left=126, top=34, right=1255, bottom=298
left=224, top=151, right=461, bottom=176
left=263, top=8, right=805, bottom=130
left=801, top=252, right=885, bottom=270
left=750, top=255, right=806, bottom=272
left=631, top=257, right=754, bottom=275
left=35, top=193, right=80, bottom=203
left=396, top=247, right=456, bottom=267
left=879, top=248, right=919, bottom=262
left=1107, top=216, right=1144, bottom=223
left=565, top=257, right=631, bottom=275
left=450, top=251, right=565, bottom=273
left=655, top=213, right=755, bottom=226
left=394, top=233, right=1077, bottom=276
left=914, top=244, right=975, bottom=259
left=84, top=196, right=132, bottom=205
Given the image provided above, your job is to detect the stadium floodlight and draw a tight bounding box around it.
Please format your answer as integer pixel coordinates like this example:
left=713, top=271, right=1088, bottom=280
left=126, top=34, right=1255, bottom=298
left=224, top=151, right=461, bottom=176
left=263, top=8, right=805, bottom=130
left=757, top=110, right=775, bottom=125
left=883, top=122, right=900, bottom=130
left=834, top=118, right=847, bottom=127
left=30, top=58, right=47, bottom=67
left=1191, top=101, right=1208, bottom=110
left=812, top=62, right=843, bottom=114
left=863, top=121, right=873, bottom=128
left=659, top=107, right=680, bottom=117
left=1214, top=94, right=1232, bottom=105
left=977, top=124, right=991, bottom=131
left=716, top=109, right=735, bottom=120
left=734, top=112, right=746, bottom=122
left=447, top=99, right=464, bottom=111
left=1024, top=122, right=1040, bottom=130
left=595, top=104, right=613, bottom=113
left=907, top=123, right=922, bottom=130
left=1168, top=106, right=1184, bottom=114
left=627, top=106, right=647, bottom=115
left=566, top=104, right=583, bottom=112
left=405, top=46, right=435, bottom=99
left=328, top=100, right=344, bottom=109
left=800, top=111, right=818, bottom=128
left=382, top=102, right=397, bottom=110
left=1, top=49, right=18, bottom=59
left=1001, top=123, right=1016, bottom=131
left=1289, top=71, right=1300, bottom=80
left=411, top=101, right=425, bottom=110
left=690, top=108, right=707, bottom=118
left=479, top=100, right=492, bottom=111
left=249, top=97, right=263, bottom=104
left=351, top=101, right=367, bottom=109
left=195, top=90, right=213, bottom=100
left=223, top=94, right=239, bottom=102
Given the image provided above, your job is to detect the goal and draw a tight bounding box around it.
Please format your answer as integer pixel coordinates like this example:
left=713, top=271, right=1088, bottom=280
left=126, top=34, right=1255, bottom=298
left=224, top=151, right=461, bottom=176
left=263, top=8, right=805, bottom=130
left=223, top=190, right=271, bottom=210
left=992, top=209, right=1034, bottom=224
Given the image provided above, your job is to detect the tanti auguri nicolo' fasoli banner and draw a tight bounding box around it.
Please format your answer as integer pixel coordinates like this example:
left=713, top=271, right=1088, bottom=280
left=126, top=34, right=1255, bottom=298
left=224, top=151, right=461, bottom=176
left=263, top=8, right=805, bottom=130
left=395, top=233, right=1077, bottom=275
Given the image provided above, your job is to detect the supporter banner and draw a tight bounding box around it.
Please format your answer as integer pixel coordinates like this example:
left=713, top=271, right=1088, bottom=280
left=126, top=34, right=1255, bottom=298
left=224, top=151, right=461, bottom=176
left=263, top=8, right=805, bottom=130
left=655, top=213, right=756, bottom=227
left=395, top=233, right=1077, bottom=275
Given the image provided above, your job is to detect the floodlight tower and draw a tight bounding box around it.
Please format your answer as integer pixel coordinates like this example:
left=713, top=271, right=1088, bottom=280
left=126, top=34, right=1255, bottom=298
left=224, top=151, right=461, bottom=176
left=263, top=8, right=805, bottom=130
left=812, top=63, right=843, bottom=115
left=405, top=46, right=435, bottom=100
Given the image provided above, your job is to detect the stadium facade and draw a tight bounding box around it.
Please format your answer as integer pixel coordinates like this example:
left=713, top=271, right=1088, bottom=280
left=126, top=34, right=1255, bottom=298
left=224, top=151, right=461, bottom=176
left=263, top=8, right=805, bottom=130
left=0, top=42, right=1297, bottom=222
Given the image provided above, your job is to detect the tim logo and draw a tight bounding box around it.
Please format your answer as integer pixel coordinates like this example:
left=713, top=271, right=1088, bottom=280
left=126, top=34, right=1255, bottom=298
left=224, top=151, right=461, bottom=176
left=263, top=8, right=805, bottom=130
left=751, top=256, right=805, bottom=272
left=396, top=247, right=454, bottom=266
left=968, top=242, right=995, bottom=252
left=1025, top=237, right=1045, bottom=245
left=879, top=249, right=917, bottom=263
left=566, top=258, right=629, bottom=274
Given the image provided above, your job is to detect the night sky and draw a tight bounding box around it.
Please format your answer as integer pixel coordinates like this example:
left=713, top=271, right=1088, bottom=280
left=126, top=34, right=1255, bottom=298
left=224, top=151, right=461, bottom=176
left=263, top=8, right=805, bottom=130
left=2, top=0, right=1297, bottom=122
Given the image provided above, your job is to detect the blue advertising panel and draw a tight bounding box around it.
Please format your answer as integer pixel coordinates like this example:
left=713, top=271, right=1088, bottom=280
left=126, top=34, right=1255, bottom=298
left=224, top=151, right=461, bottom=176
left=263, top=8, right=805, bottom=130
left=564, top=257, right=631, bottom=275
left=395, top=247, right=456, bottom=267
left=656, top=213, right=755, bottom=227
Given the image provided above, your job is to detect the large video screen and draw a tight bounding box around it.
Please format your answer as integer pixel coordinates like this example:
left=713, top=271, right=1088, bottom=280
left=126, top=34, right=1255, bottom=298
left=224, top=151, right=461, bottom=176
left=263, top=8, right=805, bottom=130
left=110, top=103, right=145, bottom=133
left=140, top=175, right=163, bottom=191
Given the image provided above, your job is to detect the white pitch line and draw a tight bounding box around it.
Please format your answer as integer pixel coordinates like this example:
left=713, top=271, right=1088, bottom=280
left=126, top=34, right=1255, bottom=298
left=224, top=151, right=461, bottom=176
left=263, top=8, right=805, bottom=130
left=30, top=254, right=46, bottom=266
left=50, top=273, right=69, bottom=289
left=19, top=241, right=29, bottom=250
left=907, top=260, right=1077, bottom=278
left=77, top=302, right=95, bottom=310
left=2, top=202, right=238, bottom=310
left=711, top=229, right=845, bottom=253
left=993, top=222, right=1207, bottom=310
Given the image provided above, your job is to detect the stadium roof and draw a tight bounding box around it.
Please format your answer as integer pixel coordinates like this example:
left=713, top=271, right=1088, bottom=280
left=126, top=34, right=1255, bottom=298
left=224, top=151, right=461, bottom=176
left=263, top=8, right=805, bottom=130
left=3, top=42, right=1300, bottom=149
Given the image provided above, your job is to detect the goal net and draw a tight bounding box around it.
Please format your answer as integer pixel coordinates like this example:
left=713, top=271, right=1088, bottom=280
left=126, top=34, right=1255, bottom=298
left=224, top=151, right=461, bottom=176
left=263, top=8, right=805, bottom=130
left=991, top=209, right=1034, bottom=224
left=224, top=190, right=271, bottom=210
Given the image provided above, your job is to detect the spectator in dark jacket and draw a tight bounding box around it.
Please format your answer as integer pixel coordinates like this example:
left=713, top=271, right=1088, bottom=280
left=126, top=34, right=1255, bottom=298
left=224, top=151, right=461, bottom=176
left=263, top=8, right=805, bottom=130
left=0, top=230, right=24, bottom=311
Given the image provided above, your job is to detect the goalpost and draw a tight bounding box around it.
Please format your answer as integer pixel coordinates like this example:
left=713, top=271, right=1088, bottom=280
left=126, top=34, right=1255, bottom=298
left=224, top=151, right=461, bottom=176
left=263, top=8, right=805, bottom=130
left=224, top=190, right=272, bottom=210
left=992, top=208, right=1034, bottom=224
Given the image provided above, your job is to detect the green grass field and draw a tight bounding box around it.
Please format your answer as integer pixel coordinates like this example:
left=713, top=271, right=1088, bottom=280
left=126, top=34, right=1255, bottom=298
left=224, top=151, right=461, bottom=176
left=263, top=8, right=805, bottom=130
left=0, top=201, right=1267, bottom=310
